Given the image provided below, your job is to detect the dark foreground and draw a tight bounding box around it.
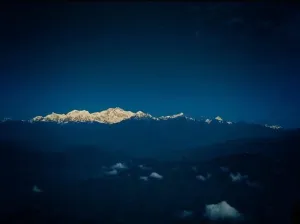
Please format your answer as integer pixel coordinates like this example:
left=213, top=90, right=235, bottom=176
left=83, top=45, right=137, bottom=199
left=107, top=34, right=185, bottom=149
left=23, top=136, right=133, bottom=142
left=0, top=131, right=300, bottom=224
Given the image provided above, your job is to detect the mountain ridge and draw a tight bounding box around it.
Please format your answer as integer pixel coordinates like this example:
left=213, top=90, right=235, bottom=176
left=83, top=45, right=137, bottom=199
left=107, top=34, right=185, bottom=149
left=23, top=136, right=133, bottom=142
left=15, top=107, right=281, bottom=129
left=0, top=108, right=285, bottom=159
left=30, top=107, right=197, bottom=124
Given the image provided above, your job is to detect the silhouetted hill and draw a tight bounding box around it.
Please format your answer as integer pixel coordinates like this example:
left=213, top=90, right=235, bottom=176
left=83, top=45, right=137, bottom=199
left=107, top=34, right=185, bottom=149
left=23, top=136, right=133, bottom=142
left=186, top=128, right=300, bottom=161
left=0, top=119, right=283, bottom=158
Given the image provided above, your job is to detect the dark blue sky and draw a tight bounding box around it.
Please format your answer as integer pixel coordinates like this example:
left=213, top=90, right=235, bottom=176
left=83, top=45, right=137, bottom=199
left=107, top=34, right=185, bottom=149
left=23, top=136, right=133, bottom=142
left=1, top=3, right=300, bottom=128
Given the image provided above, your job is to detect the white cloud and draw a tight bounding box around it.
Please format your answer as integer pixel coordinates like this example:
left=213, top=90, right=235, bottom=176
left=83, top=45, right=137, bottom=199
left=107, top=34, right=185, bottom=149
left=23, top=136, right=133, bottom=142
left=230, top=172, right=248, bottom=182
left=178, top=210, right=194, bottom=219
left=196, top=173, right=211, bottom=181
left=139, top=176, right=149, bottom=181
left=149, top=172, right=163, bottom=179
left=111, top=162, right=128, bottom=170
left=204, top=201, right=243, bottom=221
left=192, top=166, right=198, bottom=172
left=32, top=185, right=43, bottom=193
left=139, top=164, right=151, bottom=170
left=196, top=175, right=206, bottom=181
left=105, top=169, right=118, bottom=175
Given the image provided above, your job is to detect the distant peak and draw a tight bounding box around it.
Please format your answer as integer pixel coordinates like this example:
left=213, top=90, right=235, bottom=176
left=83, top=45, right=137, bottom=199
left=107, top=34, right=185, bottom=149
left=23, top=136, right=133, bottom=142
left=67, top=110, right=90, bottom=114
left=135, top=111, right=151, bottom=117
left=30, top=108, right=190, bottom=124
left=32, top=108, right=137, bottom=124
left=26, top=107, right=283, bottom=128
left=106, top=107, right=124, bottom=111
left=215, top=116, right=223, bottom=121
left=265, top=124, right=282, bottom=130
left=205, top=119, right=212, bottom=124
left=158, top=113, right=180, bottom=120
left=32, top=116, right=43, bottom=121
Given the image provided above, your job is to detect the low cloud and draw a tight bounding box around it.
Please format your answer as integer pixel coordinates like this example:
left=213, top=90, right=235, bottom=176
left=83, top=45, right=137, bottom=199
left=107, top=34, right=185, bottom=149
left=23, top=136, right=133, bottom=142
left=139, top=176, right=148, bottom=181
left=196, top=175, right=206, bottom=181
left=139, top=164, right=151, bottom=170
left=204, top=201, right=243, bottom=221
left=178, top=210, right=194, bottom=219
left=149, top=172, right=163, bottom=179
left=111, top=162, right=128, bottom=170
left=105, top=169, right=118, bottom=175
left=192, top=166, right=198, bottom=172
left=196, top=173, right=211, bottom=181
left=230, top=172, right=248, bottom=182
left=32, top=185, right=43, bottom=193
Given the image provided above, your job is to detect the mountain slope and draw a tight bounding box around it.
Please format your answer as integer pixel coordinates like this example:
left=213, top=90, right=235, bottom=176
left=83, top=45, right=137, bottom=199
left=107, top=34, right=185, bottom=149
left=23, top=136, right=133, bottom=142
left=0, top=117, right=283, bottom=159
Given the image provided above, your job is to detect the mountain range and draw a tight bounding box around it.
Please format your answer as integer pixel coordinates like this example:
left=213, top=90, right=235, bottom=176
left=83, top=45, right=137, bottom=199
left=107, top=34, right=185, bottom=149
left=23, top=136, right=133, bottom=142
left=1, top=107, right=300, bottom=223
left=25, top=107, right=281, bottom=130
left=0, top=107, right=284, bottom=159
left=30, top=107, right=213, bottom=124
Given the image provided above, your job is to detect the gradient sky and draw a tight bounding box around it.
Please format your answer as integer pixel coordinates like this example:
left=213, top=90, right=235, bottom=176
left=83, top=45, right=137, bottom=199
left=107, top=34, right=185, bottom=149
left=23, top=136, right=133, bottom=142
left=1, top=3, right=300, bottom=128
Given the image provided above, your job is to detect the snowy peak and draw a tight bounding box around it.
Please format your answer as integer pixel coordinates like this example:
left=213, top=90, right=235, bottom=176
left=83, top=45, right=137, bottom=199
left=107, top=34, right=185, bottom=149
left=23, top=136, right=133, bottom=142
left=0, top=117, right=12, bottom=123
left=159, top=113, right=195, bottom=121
left=64, top=110, right=93, bottom=122
left=132, top=111, right=154, bottom=120
left=91, top=107, right=135, bottom=124
left=265, top=124, right=282, bottom=130
left=205, top=119, right=212, bottom=124
left=31, top=108, right=148, bottom=124
left=134, top=111, right=151, bottom=117
left=44, top=112, right=67, bottom=122
left=159, top=113, right=184, bottom=120
left=28, top=108, right=282, bottom=129
left=176, top=112, right=184, bottom=117
left=215, top=116, right=223, bottom=122
left=67, top=110, right=90, bottom=116
left=31, top=109, right=194, bottom=124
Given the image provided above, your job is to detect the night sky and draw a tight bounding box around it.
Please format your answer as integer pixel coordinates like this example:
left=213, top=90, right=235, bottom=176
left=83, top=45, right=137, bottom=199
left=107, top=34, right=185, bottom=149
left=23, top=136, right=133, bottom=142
left=1, top=3, right=300, bottom=128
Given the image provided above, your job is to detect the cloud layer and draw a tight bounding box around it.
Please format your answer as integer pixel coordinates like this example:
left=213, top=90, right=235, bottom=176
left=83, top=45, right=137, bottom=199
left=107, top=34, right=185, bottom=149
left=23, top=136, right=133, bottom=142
left=111, top=162, right=128, bottom=170
left=230, top=172, right=248, bottom=182
left=204, top=201, right=243, bottom=221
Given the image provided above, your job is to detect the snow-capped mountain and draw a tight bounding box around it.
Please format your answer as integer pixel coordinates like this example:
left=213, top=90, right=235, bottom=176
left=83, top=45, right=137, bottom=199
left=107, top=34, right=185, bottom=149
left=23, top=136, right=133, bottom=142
left=32, top=108, right=139, bottom=124
left=0, top=118, right=12, bottom=122
left=31, top=108, right=196, bottom=124
left=2, top=107, right=281, bottom=130
left=158, top=112, right=195, bottom=121
left=0, top=108, right=285, bottom=159
left=264, top=124, right=282, bottom=130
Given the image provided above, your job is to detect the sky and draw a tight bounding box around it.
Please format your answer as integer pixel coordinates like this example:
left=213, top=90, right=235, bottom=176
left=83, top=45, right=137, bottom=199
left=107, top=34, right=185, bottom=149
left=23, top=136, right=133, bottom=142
left=1, top=3, right=300, bottom=128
